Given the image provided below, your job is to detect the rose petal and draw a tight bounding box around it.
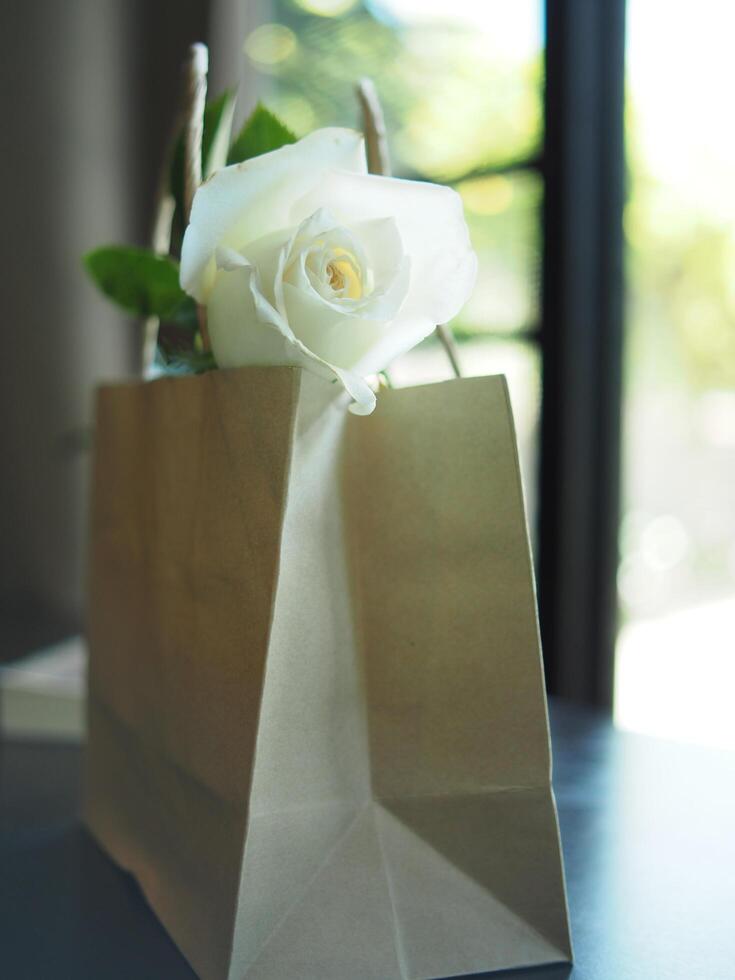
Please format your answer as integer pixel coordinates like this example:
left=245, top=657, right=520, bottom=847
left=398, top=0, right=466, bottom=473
left=292, top=170, right=477, bottom=327
left=208, top=259, right=300, bottom=367
left=350, top=313, right=436, bottom=377
left=208, top=260, right=376, bottom=415
left=347, top=216, right=411, bottom=320
left=277, top=209, right=410, bottom=322
left=281, top=282, right=389, bottom=367
left=181, top=128, right=367, bottom=302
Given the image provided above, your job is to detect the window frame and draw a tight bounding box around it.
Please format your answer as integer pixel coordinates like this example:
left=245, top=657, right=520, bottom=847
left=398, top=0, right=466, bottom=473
left=537, top=0, right=627, bottom=706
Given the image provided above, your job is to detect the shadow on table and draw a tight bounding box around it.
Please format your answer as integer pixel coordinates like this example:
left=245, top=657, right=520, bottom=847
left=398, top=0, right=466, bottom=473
left=1, top=824, right=196, bottom=979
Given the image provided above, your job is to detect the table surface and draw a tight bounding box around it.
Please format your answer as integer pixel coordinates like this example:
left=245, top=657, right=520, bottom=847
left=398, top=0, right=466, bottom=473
left=2, top=699, right=734, bottom=980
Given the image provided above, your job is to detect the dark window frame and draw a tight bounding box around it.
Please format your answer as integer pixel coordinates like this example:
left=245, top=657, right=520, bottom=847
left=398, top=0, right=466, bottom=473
left=537, top=0, right=627, bottom=707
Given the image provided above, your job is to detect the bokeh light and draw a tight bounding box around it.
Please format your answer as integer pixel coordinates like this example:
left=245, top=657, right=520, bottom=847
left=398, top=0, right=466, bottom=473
left=244, top=24, right=297, bottom=67
left=294, top=0, right=360, bottom=17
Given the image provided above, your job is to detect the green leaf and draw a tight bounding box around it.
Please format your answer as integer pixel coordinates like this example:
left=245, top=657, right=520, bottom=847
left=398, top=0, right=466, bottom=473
left=227, top=103, right=296, bottom=165
left=170, top=90, right=236, bottom=222
left=84, top=246, right=187, bottom=320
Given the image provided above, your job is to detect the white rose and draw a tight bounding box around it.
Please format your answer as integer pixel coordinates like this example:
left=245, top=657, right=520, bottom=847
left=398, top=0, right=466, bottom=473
left=180, top=128, right=476, bottom=415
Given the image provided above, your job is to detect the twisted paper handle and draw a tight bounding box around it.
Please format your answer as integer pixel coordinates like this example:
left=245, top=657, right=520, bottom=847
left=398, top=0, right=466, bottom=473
left=356, top=78, right=462, bottom=380
left=183, top=44, right=208, bottom=223
left=184, top=44, right=211, bottom=354
left=141, top=43, right=209, bottom=375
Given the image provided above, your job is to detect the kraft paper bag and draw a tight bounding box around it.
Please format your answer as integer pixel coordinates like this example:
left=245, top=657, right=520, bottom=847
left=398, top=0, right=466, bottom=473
left=84, top=365, right=572, bottom=980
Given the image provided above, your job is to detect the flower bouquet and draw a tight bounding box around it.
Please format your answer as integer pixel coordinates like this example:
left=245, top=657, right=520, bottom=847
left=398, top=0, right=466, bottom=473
left=83, top=44, right=571, bottom=980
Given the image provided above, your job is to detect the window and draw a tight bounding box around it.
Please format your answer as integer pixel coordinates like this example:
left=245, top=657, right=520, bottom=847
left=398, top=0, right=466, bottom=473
left=615, top=0, right=735, bottom=748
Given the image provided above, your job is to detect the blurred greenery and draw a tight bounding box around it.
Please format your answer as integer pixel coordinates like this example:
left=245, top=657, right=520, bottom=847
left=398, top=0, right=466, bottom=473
left=457, top=171, right=541, bottom=334
left=625, top=145, right=735, bottom=391
left=251, top=2, right=542, bottom=180
left=624, top=0, right=735, bottom=396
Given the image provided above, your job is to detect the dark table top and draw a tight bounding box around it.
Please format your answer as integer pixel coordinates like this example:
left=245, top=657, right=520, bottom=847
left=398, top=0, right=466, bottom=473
left=2, top=699, right=735, bottom=980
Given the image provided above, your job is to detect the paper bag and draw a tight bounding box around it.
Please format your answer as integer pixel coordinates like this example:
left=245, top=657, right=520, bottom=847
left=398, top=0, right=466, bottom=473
left=84, top=365, right=571, bottom=980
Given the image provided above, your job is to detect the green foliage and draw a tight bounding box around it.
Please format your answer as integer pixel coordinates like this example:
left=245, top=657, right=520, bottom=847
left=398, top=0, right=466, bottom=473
left=228, top=103, right=296, bottom=165
left=170, top=90, right=235, bottom=222
left=84, top=246, right=193, bottom=323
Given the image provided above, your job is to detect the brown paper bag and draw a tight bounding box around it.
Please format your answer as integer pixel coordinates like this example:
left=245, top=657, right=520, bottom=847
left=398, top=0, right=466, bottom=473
left=84, top=365, right=571, bottom=980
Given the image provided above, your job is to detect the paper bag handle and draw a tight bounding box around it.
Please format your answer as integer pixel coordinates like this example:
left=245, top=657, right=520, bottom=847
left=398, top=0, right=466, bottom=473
left=142, top=44, right=210, bottom=376
left=356, top=78, right=463, bottom=380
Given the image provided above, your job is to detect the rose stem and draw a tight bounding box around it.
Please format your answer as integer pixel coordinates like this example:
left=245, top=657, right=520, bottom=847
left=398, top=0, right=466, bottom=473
left=355, top=78, right=462, bottom=380
left=183, top=42, right=211, bottom=353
